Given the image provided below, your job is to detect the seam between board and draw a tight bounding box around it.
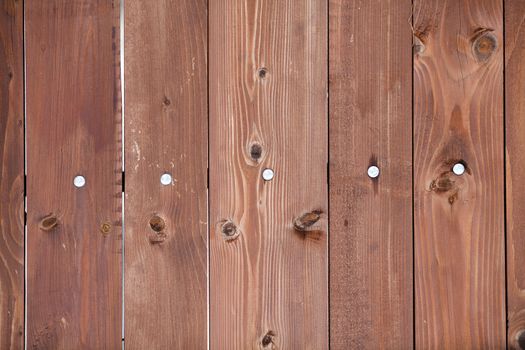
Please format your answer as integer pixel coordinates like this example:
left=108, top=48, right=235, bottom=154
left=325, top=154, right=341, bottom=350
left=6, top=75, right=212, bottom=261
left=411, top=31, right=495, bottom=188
left=502, top=0, right=509, bottom=348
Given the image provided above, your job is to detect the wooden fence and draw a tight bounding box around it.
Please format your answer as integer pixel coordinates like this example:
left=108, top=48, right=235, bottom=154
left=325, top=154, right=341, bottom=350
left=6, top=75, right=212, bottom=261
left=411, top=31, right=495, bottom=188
left=0, top=0, right=523, bottom=349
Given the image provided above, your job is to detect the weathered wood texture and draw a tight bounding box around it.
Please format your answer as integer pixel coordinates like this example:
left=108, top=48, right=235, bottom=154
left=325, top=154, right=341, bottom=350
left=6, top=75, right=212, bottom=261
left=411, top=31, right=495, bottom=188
left=0, top=0, right=24, bottom=348
left=124, top=0, right=208, bottom=348
left=506, top=1, right=525, bottom=348
left=329, top=1, right=413, bottom=348
left=413, top=0, right=505, bottom=348
left=26, top=1, right=122, bottom=348
left=209, top=0, right=328, bottom=348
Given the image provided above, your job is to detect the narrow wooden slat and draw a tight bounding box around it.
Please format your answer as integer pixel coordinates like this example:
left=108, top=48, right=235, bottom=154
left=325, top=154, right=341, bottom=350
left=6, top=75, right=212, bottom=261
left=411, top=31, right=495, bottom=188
left=26, top=1, right=122, bottom=348
left=505, top=2, right=525, bottom=348
left=209, top=0, right=328, bottom=348
left=329, top=0, right=413, bottom=348
left=0, top=0, right=24, bottom=348
left=124, top=0, right=208, bottom=348
left=413, top=1, right=505, bottom=348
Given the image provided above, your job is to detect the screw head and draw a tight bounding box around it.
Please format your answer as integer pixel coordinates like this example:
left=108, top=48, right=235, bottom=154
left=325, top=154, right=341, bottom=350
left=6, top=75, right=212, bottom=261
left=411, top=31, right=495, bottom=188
left=452, top=163, right=465, bottom=176
left=367, top=165, right=380, bottom=178
left=73, top=175, right=86, bottom=188
left=262, top=168, right=274, bottom=181
left=160, top=173, right=172, bottom=185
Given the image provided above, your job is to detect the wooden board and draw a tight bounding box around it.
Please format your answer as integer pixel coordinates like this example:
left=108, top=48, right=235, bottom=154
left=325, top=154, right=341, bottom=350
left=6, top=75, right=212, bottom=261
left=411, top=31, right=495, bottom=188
left=505, top=2, right=525, bottom=348
left=124, top=0, right=208, bottom=348
left=25, top=1, right=122, bottom=348
left=209, top=0, right=328, bottom=348
left=329, top=0, right=413, bottom=348
left=413, top=1, right=505, bottom=348
left=0, top=0, right=24, bottom=348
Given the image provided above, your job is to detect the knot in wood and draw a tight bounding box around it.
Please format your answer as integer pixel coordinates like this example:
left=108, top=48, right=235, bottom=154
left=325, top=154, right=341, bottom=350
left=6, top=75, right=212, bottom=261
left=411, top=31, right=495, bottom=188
left=413, top=35, right=425, bottom=55
left=149, top=232, right=167, bottom=244
left=429, top=175, right=456, bottom=194
left=39, top=214, right=58, bottom=231
left=221, top=220, right=240, bottom=241
left=517, top=330, right=525, bottom=349
left=261, top=330, right=276, bottom=348
left=249, top=142, right=263, bottom=161
left=472, top=29, right=497, bottom=62
left=100, top=222, right=112, bottom=235
left=257, top=67, right=268, bottom=79
left=293, top=210, right=322, bottom=232
left=149, top=215, right=166, bottom=233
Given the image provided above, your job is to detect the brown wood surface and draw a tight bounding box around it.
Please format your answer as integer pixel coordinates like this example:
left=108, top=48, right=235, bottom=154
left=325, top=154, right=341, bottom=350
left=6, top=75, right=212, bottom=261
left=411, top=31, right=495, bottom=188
left=413, top=1, right=505, bottom=348
left=124, top=0, right=208, bottom=348
left=329, top=0, right=413, bottom=348
left=209, top=0, right=328, bottom=348
left=505, top=1, right=525, bottom=348
left=26, top=1, right=122, bottom=348
left=0, top=0, right=24, bottom=348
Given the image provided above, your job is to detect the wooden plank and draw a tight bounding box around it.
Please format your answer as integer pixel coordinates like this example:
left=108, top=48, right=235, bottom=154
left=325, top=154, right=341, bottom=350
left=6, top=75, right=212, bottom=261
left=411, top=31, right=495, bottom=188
left=413, top=1, right=505, bottom=348
left=209, top=0, right=328, bottom=348
left=124, top=0, right=207, bottom=348
left=505, top=2, right=525, bottom=348
left=25, top=1, right=122, bottom=348
left=0, top=0, right=24, bottom=348
left=329, top=0, right=413, bottom=348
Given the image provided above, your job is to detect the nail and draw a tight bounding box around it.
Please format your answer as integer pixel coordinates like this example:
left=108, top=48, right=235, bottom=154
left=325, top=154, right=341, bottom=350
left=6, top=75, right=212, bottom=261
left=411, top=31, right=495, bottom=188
left=160, top=173, right=172, bottom=186
left=73, top=175, right=86, bottom=188
left=452, top=163, right=465, bottom=176
left=367, top=165, right=380, bottom=178
left=262, top=168, right=274, bottom=181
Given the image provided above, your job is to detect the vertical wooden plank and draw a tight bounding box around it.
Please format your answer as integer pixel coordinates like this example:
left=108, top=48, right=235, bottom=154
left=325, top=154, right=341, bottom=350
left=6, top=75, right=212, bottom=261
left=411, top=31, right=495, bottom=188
left=329, top=0, right=413, bottom=348
left=209, top=0, right=328, bottom=348
left=413, top=1, right=505, bottom=348
left=124, top=0, right=207, bottom=348
left=505, top=2, right=525, bottom=348
left=0, top=0, right=24, bottom=348
left=26, top=1, right=122, bottom=348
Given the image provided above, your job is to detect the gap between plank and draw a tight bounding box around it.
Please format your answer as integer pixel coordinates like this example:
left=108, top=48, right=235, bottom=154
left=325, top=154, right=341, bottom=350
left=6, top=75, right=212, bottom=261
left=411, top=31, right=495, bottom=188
left=23, top=0, right=27, bottom=347
left=502, top=0, right=509, bottom=346
left=120, top=0, right=125, bottom=348
left=206, top=2, right=210, bottom=348
left=326, top=0, right=331, bottom=346
left=411, top=0, right=416, bottom=348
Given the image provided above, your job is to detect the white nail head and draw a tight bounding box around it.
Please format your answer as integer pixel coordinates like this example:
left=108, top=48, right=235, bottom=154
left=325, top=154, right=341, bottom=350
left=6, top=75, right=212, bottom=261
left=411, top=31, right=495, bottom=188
left=367, top=165, right=380, bottom=179
left=452, top=163, right=465, bottom=176
left=73, top=175, right=86, bottom=188
left=160, top=173, right=173, bottom=185
left=262, top=168, right=274, bottom=181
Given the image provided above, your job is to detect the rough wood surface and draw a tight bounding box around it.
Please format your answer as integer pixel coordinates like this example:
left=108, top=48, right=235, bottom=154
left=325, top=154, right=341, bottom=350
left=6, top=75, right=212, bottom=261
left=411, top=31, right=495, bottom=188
left=0, top=0, right=24, bottom=348
left=25, top=1, right=122, bottom=348
left=209, top=0, right=328, bottom=348
left=329, top=0, right=413, bottom=348
left=413, top=1, right=505, bottom=348
left=505, top=1, right=525, bottom=348
left=124, top=0, right=208, bottom=348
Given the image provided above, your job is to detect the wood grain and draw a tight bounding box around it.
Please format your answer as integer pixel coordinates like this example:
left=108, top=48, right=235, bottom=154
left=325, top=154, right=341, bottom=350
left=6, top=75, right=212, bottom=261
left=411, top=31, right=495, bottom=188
left=413, top=1, right=505, bottom=348
left=505, top=1, right=525, bottom=348
left=124, top=0, right=208, bottom=348
left=26, top=1, right=122, bottom=348
left=329, top=0, right=413, bottom=348
left=0, top=0, right=24, bottom=348
left=209, top=0, right=328, bottom=348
